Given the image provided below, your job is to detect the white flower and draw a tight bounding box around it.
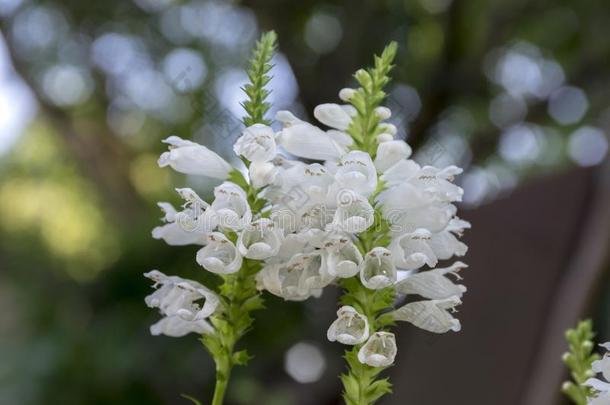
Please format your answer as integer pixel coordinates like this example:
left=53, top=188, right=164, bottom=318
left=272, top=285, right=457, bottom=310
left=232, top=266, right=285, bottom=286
left=357, top=332, right=397, bottom=367
left=237, top=218, right=282, bottom=260
left=382, top=161, right=463, bottom=202
left=276, top=111, right=345, bottom=161
left=377, top=183, right=456, bottom=233
left=158, top=136, right=232, bottom=179
left=256, top=235, right=332, bottom=301
left=173, top=188, right=218, bottom=233
left=144, top=270, right=219, bottom=337
left=585, top=344, right=610, bottom=404
left=150, top=316, right=214, bottom=337
left=395, top=262, right=468, bottom=300
left=428, top=218, right=470, bottom=261
left=335, top=151, right=378, bottom=195
left=360, top=247, right=397, bottom=289
left=323, top=235, right=363, bottom=278
left=196, top=232, right=242, bottom=274
left=313, top=103, right=355, bottom=131
left=249, top=161, right=279, bottom=188
left=331, top=191, right=374, bottom=233
left=374, top=140, right=412, bottom=172
left=152, top=199, right=211, bottom=246
left=392, top=296, right=462, bottom=334
left=390, top=228, right=438, bottom=270
left=234, top=124, right=277, bottom=162
left=211, top=182, right=252, bottom=231
left=327, top=306, right=369, bottom=345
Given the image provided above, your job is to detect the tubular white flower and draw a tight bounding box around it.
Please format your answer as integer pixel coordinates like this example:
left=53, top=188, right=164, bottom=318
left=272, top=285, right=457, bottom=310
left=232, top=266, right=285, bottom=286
left=429, top=218, right=470, bottom=261
left=357, top=332, right=397, bottom=367
left=237, top=218, right=282, bottom=260
left=324, top=235, right=363, bottom=278
left=249, top=161, right=279, bottom=188
left=233, top=124, right=277, bottom=162
left=150, top=316, right=214, bottom=337
left=377, top=183, right=456, bottom=233
left=144, top=270, right=220, bottom=319
left=360, top=247, right=397, bottom=289
left=377, top=133, right=394, bottom=143
left=211, top=182, right=252, bottom=231
left=196, top=232, right=242, bottom=274
left=331, top=191, right=375, bottom=233
left=374, top=140, right=412, bottom=172
left=335, top=151, right=378, bottom=195
left=158, top=136, right=232, bottom=179
left=174, top=188, right=218, bottom=233
left=313, top=103, right=354, bottom=131
left=144, top=270, right=219, bottom=337
left=327, top=306, right=369, bottom=345
left=395, top=262, right=468, bottom=299
left=392, top=296, right=462, bottom=334
left=276, top=111, right=345, bottom=160
left=390, top=228, right=438, bottom=270
left=151, top=200, right=210, bottom=246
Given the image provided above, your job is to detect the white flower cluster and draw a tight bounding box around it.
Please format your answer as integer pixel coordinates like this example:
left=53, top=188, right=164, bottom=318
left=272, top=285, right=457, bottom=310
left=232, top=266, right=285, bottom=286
left=146, top=87, right=469, bottom=368
left=585, top=343, right=610, bottom=405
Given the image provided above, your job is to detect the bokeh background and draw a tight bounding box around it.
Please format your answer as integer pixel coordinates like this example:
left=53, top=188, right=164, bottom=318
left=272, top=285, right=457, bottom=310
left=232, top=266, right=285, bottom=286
left=1, top=0, right=609, bottom=404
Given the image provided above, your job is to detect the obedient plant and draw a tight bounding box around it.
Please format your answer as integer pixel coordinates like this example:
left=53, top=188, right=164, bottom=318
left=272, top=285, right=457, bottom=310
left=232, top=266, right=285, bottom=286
left=146, top=32, right=471, bottom=405
left=563, top=320, right=610, bottom=405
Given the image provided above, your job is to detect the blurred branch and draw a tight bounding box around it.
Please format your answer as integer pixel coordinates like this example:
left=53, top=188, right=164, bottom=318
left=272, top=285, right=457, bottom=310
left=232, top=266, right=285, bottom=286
left=0, top=22, right=143, bottom=221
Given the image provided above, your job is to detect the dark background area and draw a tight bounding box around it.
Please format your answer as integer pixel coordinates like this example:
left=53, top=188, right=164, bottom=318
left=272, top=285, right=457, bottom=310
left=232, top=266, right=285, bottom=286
left=0, top=0, right=609, bottom=404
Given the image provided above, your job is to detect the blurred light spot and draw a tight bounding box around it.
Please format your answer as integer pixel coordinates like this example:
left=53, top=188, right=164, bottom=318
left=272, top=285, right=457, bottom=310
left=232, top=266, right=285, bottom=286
left=91, top=33, right=150, bottom=76
left=418, top=0, right=452, bottom=14
left=548, top=86, right=588, bottom=125
left=0, top=174, right=120, bottom=281
left=12, top=5, right=67, bottom=52
left=214, top=68, right=248, bottom=118
left=133, top=0, right=175, bottom=13
left=498, top=124, right=542, bottom=164
left=123, top=69, right=174, bottom=111
left=537, top=60, right=565, bottom=98
left=489, top=93, right=527, bottom=129
left=304, top=10, right=343, bottom=54
left=180, top=2, right=257, bottom=47
left=0, top=0, right=22, bottom=16
left=107, top=105, right=146, bottom=136
left=461, top=167, right=492, bottom=207
left=0, top=34, right=36, bottom=155
left=41, top=65, right=93, bottom=107
left=408, top=21, right=444, bottom=61
left=163, top=48, right=207, bottom=93
left=160, top=6, right=191, bottom=44
left=130, top=154, right=170, bottom=197
left=284, top=342, right=326, bottom=384
left=568, top=126, right=608, bottom=167
left=388, top=84, right=421, bottom=124
left=491, top=42, right=564, bottom=100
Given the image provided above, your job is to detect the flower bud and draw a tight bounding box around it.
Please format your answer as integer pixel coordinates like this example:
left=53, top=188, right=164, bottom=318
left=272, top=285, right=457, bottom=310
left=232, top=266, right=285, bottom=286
left=196, top=232, right=242, bottom=274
